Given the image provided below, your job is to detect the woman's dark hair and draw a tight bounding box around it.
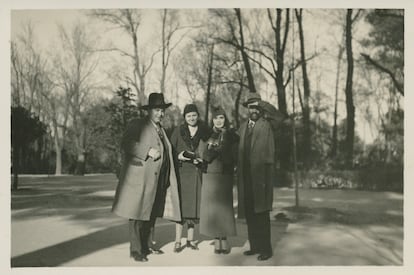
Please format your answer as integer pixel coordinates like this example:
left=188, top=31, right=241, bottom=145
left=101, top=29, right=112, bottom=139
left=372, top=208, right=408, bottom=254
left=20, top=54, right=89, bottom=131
left=210, top=106, right=230, bottom=129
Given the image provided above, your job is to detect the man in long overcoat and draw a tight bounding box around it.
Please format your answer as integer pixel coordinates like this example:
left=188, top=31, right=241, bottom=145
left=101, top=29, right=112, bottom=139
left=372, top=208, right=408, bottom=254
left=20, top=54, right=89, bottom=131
left=237, top=93, right=275, bottom=261
left=112, top=93, right=181, bottom=262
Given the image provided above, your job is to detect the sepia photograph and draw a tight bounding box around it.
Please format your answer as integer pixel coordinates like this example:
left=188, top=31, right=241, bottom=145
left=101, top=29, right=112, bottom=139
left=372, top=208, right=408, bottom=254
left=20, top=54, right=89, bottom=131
left=3, top=0, right=411, bottom=272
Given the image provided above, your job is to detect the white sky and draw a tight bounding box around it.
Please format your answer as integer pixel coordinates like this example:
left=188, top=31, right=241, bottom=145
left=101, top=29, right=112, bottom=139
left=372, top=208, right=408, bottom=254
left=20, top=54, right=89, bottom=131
left=7, top=6, right=405, bottom=145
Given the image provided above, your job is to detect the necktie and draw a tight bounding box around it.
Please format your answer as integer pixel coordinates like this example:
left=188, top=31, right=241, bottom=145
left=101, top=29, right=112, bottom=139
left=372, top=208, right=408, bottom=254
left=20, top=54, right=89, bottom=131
left=156, top=123, right=164, bottom=139
left=248, top=120, right=255, bottom=129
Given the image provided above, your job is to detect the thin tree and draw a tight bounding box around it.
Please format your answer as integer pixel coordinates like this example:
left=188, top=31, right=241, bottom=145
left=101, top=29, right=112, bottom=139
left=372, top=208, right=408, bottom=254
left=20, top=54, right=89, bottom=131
left=331, top=44, right=344, bottom=158
left=295, top=9, right=312, bottom=168
left=55, top=22, right=99, bottom=175
left=160, top=9, right=191, bottom=95
left=344, top=9, right=362, bottom=168
left=91, top=9, right=158, bottom=104
left=205, top=43, right=215, bottom=122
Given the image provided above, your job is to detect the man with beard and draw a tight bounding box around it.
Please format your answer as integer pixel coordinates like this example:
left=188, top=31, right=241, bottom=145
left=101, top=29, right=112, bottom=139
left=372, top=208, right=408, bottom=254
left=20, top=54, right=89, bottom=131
left=237, top=93, right=275, bottom=261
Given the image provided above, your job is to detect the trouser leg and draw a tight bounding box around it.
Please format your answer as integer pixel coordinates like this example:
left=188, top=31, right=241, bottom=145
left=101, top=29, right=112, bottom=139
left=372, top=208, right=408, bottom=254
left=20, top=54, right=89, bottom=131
left=254, top=211, right=272, bottom=255
left=245, top=194, right=259, bottom=252
left=129, top=219, right=145, bottom=255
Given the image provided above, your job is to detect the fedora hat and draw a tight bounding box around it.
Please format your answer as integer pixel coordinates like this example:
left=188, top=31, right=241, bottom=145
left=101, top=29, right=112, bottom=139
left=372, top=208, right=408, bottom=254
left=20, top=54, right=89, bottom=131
left=141, top=93, right=172, bottom=110
left=242, top=93, right=262, bottom=107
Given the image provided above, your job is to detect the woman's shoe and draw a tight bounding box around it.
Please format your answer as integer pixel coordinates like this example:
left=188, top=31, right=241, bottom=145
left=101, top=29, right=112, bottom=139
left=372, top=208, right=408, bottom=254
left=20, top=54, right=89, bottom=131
left=173, top=242, right=182, bottom=253
left=219, top=238, right=230, bottom=254
left=186, top=240, right=199, bottom=250
left=220, top=249, right=230, bottom=254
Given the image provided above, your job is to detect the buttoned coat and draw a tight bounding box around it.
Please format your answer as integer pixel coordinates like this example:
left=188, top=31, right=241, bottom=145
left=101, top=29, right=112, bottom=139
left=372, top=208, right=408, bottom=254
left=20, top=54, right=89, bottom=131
left=112, top=117, right=181, bottom=221
left=237, top=117, right=275, bottom=218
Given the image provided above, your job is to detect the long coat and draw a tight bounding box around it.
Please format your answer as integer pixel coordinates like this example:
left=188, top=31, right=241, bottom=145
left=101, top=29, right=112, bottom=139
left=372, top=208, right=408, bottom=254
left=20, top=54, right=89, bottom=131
left=112, top=118, right=181, bottom=222
left=199, top=129, right=238, bottom=237
left=237, top=117, right=275, bottom=218
left=170, top=123, right=211, bottom=219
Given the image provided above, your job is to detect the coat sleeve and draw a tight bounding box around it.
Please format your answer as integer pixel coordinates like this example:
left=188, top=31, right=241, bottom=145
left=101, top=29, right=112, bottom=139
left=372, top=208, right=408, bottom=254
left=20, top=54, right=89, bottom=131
left=122, top=119, right=150, bottom=161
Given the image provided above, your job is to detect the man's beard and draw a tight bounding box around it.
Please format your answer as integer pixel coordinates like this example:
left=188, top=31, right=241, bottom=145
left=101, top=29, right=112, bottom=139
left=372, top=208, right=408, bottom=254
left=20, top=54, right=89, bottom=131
left=249, top=112, right=260, bottom=121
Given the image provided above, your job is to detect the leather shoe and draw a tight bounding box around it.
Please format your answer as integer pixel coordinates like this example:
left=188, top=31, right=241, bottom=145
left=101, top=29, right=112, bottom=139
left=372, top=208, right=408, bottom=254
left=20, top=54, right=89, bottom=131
left=150, top=248, right=164, bottom=255
left=257, top=253, right=272, bottom=261
left=186, top=240, right=199, bottom=250
left=130, top=251, right=148, bottom=262
left=214, top=249, right=221, bottom=254
left=243, top=250, right=258, bottom=256
left=174, top=242, right=183, bottom=253
left=221, top=249, right=230, bottom=254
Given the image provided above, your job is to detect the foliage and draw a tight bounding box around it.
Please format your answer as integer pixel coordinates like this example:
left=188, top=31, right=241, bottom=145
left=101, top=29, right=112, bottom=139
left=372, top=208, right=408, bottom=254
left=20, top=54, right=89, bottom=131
left=11, top=106, right=47, bottom=148
left=362, top=9, right=404, bottom=95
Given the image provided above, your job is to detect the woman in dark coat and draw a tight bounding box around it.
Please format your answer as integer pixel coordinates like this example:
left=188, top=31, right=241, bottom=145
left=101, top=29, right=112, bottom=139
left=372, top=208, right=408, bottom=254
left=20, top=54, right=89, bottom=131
left=170, top=104, right=211, bottom=252
left=199, top=106, right=239, bottom=254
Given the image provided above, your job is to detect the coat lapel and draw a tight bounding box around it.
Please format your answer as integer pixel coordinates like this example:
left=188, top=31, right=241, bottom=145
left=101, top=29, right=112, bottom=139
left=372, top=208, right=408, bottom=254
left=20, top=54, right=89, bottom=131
left=250, top=118, right=265, bottom=149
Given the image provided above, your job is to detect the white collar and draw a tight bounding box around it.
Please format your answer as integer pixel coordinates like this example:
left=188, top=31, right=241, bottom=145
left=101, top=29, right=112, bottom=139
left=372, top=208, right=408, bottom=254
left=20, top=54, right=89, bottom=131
left=188, top=125, right=198, bottom=137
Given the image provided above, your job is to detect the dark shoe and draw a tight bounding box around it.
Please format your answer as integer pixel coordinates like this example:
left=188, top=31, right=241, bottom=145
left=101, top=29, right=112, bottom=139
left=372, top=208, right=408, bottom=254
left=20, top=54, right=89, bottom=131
left=257, top=253, right=272, bottom=261
left=220, top=249, right=230, bottom=255
left=214, top=249, right=221, bottom=254
left=186, top=240, right=199, bottom=250
left=130, top=251, right=148, bottom=262
left=243, top=250, right=258, bottom=256
left=173, top=242, right=182, bottom=253
left=150, top=248, right=164, bottom=255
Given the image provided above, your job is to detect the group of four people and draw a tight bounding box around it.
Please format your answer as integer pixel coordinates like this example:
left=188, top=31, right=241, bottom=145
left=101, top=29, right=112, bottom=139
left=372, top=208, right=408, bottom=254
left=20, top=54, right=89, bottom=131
left=112, top=92, right=275, bottom=263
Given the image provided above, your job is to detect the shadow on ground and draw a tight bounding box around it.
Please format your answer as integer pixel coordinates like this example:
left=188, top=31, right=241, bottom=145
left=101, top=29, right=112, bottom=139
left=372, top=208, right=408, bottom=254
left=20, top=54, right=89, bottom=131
left=11, top=219, right=289, bottom=267
left=11, top=175, right=403, bottom=266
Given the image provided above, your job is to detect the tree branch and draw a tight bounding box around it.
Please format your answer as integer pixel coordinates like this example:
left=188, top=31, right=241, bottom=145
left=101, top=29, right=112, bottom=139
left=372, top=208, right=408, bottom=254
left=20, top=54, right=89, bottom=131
left=361, top=53, right=404, bottom=96
left=244, top=46, right=277, bottom=78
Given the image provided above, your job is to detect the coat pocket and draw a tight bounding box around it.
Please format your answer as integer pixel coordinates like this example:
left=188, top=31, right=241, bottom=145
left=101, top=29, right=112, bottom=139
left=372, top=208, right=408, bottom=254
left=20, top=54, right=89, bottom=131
left=130, top=158, right=143, bottom=166
left=123, top=164, right=145, bottom=186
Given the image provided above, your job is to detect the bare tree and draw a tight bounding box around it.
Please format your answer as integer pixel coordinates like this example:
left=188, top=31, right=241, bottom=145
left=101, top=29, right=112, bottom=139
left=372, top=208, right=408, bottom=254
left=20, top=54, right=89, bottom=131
left=295, top=9, right=312, bottom=168
left=159, top=9, right=191, bottom=95
left=210, top=9, right=257, bottom=94
left=331, top=44, right=344, bottom=158
left=54, top=22, right=99, bottom=175
left=90, top=9, right=158, bottom=104
left=344, top=9, right=362, bottom=167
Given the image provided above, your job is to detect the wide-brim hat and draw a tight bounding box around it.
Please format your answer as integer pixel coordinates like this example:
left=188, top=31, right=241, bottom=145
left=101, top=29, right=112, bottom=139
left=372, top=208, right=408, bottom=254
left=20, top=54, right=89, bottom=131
left=141, top=93, right=172, bottom=110
left=242, top=93, right=262, bottom=107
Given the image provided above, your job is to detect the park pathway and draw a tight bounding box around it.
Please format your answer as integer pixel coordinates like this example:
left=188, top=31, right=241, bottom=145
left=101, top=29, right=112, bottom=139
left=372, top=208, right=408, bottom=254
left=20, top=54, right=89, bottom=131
left=11, top=175, right=403, bottom=266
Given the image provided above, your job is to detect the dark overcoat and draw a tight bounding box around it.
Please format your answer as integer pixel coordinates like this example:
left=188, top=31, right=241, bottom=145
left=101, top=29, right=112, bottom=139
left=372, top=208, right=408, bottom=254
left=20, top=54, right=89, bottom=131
left=170, top=122, right=211, bottom=219
left=199, top=129, right=238, bottom=237
left=237, top=117, right=275, bottom=218
left=112, top=118, right=181, bottom=221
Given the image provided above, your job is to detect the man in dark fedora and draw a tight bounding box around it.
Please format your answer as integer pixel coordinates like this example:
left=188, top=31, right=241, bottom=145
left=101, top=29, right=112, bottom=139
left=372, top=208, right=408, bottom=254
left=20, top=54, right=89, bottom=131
left=112, top=93, right=181, bottom=262
left=237, top=92, right=275, bottom=261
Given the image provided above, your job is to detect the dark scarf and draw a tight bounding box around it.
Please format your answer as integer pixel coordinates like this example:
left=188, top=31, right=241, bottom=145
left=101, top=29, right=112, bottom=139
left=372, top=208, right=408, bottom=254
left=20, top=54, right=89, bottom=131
left=179, top=121, right=212, bottom=151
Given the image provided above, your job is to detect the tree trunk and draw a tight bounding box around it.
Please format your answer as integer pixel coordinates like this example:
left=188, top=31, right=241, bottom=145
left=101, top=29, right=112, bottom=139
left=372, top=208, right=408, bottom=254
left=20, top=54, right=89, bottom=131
left=234, top=82, right=243, bottom=128
left=295, top=9, right=312, bottom=169
left=275, top=9, right=288, bottom=116
left=12, top=145, right=19, bottom=191
left=345, top=9, right=355, bottom=168
left=275, top=9, right=290, bottom=175
left=331, top=45, right=344, bottom=158
left=160, top=9, right=167, bottom=94
left=205, top=44, right=214, bottom=122
left=52, top=117, right=62, bottom=175
left=235, top=9, right=257, bottom=94
left=75, top=152, right=86, bottom=175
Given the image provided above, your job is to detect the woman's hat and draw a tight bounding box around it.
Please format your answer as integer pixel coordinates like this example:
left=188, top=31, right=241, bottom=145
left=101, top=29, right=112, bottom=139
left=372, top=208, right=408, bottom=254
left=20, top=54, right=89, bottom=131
left=242, top=93, right=262, bottom=107
left=183, top=103, right=199, bottom=116
left=211, top=106, right=226, bottom=117
left=141, top=93, right=172, bottom=110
